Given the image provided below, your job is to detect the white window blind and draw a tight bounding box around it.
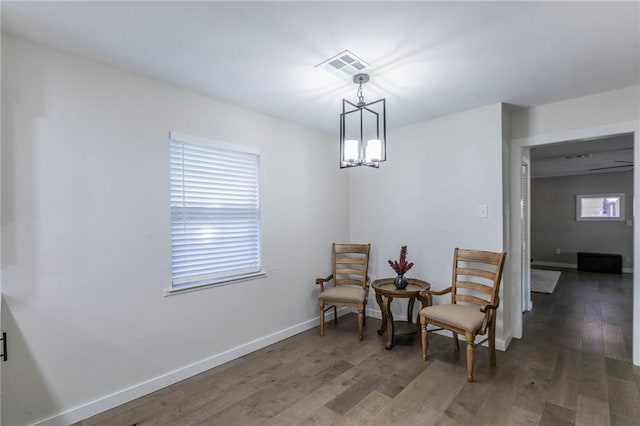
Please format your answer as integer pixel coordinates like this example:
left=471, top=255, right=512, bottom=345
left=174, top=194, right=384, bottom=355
left=170, top=132, right=261, bottom=289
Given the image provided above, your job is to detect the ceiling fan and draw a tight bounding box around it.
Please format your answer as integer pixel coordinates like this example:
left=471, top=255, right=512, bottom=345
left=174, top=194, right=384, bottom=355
left=588, top=146, right=634, bottom=172
left=590, top=160, right=634, bottom=171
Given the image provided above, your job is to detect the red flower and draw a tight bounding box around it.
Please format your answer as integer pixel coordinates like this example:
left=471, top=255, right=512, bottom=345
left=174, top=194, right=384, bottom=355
left=388, top=245, right=414, bottom=275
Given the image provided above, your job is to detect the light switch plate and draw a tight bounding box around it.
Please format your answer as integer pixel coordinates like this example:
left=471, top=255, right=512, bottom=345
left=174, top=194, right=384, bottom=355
left=478, top=204, right=488, bottom=218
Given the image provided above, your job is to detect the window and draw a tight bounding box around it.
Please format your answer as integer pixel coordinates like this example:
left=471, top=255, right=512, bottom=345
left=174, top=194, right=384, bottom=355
left=169, top=132, right=262, bottom=291
left=576, top=193, right=625, bottom=221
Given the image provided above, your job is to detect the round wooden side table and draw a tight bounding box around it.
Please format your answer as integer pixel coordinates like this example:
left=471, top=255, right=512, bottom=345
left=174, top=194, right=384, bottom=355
left=372, top=278, right=431, bottom=350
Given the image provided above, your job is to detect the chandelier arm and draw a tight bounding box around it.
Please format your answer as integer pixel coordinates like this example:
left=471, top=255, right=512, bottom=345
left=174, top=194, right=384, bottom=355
left=343, top=98, right=360, bottom=111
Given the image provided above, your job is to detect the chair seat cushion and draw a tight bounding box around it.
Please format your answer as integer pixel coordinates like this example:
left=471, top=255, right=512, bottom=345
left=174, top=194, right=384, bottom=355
left=319, top=286, right=365, bottom=304
left=419, top=304, right=484, bottom=332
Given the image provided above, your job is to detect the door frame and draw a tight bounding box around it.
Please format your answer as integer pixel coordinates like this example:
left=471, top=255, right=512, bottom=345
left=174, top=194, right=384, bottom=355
left=521, top=160, right=532, bottom=312
left=509, top=120, right=639, bottom=366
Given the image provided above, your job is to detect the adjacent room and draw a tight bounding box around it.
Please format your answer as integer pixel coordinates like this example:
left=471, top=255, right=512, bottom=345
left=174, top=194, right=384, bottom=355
left=1, top=2, right=639, bottom=425
left=524, top=136, right=633, bottom=299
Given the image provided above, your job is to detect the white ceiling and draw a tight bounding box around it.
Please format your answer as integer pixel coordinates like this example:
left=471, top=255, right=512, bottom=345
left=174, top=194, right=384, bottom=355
left=1, top=1, right=639, bottom=136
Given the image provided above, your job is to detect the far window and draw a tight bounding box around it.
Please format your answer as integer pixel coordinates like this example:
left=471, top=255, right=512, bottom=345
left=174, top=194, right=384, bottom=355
left=169, top=132, right=261, bottom=291
left=576, top=193, right=625, bottom=221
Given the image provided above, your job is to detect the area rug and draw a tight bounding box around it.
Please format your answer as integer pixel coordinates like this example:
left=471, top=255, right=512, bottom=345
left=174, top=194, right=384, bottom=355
left=530, top=269, right=561, bottom=294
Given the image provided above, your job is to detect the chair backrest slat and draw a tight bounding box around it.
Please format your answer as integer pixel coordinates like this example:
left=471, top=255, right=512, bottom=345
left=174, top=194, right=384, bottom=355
left=335, top=244, right=370, bottom=254
left=336, top=258, right=366, bottom=264
left=456, top=248, right=503, bottom=264
left=336, top=278, right=367, bottom=286
left=455, top=293, right=491, bottom=308
left=336, top=268, right=366, bottom=276
left=456, top=267, right=496, bottom=281
left=455, top=280, right=494, bottom=296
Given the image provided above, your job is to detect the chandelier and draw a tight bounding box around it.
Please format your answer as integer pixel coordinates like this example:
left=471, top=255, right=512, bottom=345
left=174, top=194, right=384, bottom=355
left=340, top=73, right=386, bottom=168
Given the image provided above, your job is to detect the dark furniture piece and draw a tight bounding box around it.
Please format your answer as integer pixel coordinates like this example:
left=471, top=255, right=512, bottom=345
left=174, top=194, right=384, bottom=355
left=372, top=278, right=431, bottom=350
left=577, top=252, right=622, bottom=274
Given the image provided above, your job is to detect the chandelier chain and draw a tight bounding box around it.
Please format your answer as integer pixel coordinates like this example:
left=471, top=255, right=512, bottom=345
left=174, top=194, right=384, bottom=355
left=357, top=81, right=365, bottom=106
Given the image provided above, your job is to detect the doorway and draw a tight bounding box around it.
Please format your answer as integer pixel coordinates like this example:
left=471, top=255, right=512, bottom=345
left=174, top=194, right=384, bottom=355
left=528, top=134, right=633, bottom=273
left=510, top=123, right=639, bottom=366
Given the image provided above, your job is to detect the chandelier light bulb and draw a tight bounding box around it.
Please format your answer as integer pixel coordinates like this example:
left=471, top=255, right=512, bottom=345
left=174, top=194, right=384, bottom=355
left=344, top=139, right=359, bottom=163
left=365, top=139, right=381, bottom=163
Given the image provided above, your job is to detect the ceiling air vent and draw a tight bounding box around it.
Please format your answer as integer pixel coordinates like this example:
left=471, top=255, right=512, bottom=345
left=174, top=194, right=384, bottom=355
left=316, top=50, right=371, bottom=78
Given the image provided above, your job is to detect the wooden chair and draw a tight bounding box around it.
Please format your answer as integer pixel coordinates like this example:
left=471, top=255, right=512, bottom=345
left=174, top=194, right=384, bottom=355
left=419, top=248, right=506, bottom=382
left=316, top=243, right=371, bottom=340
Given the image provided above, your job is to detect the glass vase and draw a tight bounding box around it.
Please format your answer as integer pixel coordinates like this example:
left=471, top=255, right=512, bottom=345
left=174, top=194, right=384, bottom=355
left=394, top=274, right=408, bottom=289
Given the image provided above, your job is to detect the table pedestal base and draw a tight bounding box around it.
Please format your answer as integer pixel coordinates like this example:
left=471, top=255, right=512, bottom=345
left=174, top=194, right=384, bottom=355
left=375, top=292, right=426, bottom=349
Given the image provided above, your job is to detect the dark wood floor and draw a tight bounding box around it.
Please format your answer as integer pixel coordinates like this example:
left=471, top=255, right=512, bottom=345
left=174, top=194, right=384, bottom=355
left=77, top=269, right=639, bottom=425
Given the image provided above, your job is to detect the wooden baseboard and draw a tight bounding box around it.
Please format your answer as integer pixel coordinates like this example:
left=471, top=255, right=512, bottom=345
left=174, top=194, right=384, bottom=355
left=532, top=260, right=633, bottom=274
left=531, top=261, right=577, bottom=269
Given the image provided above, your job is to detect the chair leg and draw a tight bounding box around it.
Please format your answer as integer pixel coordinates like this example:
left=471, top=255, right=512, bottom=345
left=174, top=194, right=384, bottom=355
left=465, top=333, right=474, bottom=382
left=489, top=320, right=497, bottom=366
left=420, top=318, right=428, bottom=361
left=319, top=301, right=325, bottom=336
left=357, top=307, right=364, bottom=341
left=452, top=332, right=459, bottom=351
left=333, top=306, right=338, bottom=325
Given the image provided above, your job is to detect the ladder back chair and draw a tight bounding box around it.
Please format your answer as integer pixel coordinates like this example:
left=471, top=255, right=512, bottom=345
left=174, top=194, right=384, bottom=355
left=419, top=248, right=506, bottom=382
left=316, top=243, right=371, bottom=340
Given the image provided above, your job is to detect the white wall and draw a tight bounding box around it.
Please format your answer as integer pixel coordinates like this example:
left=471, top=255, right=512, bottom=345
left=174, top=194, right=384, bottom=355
left=349, top=103, right=508, bottom=347
left=512, top=86, right=640, bottom=139
left=1, top=35, right=349, bottom=426
left=509, top=85, right=640, bottom=364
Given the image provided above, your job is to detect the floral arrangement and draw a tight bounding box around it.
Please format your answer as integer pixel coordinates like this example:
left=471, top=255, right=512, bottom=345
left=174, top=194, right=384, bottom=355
left=388, top=245, right=414, bottom=275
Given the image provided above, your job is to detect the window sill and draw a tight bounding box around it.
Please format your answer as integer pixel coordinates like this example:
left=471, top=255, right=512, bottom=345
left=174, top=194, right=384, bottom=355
left=164, top=271, right=268, bottom=296
left=576, top=217, right=625, bottom=221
